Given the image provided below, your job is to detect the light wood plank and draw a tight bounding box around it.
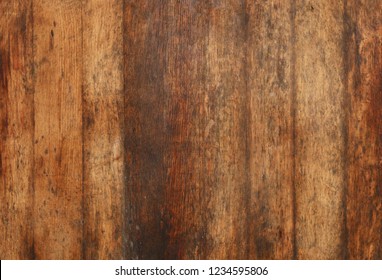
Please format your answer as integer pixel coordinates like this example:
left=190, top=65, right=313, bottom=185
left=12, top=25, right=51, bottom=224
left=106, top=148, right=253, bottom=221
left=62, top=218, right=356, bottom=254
left=82, top=0, right=125, bottom=259
left=294, top=0, right=347, bottom=259
left=33, top=0, right=83, bottom=259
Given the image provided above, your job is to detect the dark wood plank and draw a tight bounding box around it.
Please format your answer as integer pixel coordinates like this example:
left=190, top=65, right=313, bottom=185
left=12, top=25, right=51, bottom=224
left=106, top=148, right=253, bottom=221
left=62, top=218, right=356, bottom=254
left=0, top=0, right=34, bottom=259
left=33, top=0, right=83, bottom=259
left=158, top=0, right=212, bottom=259
left=345, top=0, right=382, bottom=260
left=124, top=0, right=250, bottom=259
left=82, top=0, right=125, bottom=260
left=124, top=1, right=168, bottom=259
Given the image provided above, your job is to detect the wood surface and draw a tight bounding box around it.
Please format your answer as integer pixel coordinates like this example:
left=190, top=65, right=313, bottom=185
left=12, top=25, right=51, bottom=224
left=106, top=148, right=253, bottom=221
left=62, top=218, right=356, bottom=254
left=0, top=0, right=381, bottom=260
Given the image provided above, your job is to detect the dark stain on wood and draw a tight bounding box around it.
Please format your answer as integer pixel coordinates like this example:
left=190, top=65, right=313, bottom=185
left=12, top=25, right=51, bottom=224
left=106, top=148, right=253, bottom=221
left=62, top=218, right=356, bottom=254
left=0, top=48, right=9, bottom=91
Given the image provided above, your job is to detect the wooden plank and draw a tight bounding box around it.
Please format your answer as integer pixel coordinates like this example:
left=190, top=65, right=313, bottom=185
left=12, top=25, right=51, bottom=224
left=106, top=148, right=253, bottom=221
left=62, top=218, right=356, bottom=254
left=345, top=0, right=382, bottom=259
left=124, top=1, right=169, bottom=259
left=158, top=0, right=212, bottom=259
left=124, top=0, right=249, bottom=259
left=0, top=0, right=34, bottom=259
left=203, top=0, right=249, bottom=259
left=246, top=0, right=295, bottom=259
left=294, top=0, right=347, bottom=259
left=33, top=0, right=83, bottom=259
left=82, top=0, right=125, bottom=259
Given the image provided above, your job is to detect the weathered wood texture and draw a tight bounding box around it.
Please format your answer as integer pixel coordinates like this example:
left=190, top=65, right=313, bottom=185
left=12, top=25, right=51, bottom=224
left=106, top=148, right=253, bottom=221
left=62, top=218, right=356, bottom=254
left=83, top=0, right=125, bottom=260
left=0, top=0, right=381, bottom=260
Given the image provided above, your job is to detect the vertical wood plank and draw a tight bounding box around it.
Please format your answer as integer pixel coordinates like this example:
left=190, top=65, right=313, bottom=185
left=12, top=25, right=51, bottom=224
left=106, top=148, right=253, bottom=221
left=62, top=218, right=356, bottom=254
left=203, top=0, right=249, bottom=259
left=124, top=0, right=208, bottom=259
left=124, top=0, right=249, bottom=259
left=246, top=0, right=295, bottom=259
left=124, top=1, right=168, bottom=259
left=124, top=0, right=252, bottom=259
left=294, top=0, right=347, bottom=259
left=82, top=0, right=125, bottom=259
left=160, top=0, right=211, bottom=259
left=345, top=0, right=382, bottom=259
left=33, top=0, right=83, bottom=259
left=0, top=0, right=34, bottom=259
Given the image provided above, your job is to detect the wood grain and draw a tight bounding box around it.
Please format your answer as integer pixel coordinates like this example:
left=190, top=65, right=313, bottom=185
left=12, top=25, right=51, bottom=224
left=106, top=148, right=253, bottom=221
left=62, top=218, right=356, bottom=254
left=345, top=0, right=382, bottom=259
left=0, top=0, right=34, bottom=259
left=124, top=1, right=168, bottom=259
left=1, top=0, right=382, bottom=260
left=33, top=0, right=83, bottom=259
left=82, top=0, right=125, bottom=260
left=294, top=0, right=347, bottom=259
left=246, top=0, right=295, bottom=259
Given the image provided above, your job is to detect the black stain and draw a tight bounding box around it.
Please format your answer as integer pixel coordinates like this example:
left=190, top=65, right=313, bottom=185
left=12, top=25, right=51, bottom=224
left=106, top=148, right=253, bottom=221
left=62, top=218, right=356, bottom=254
left=0, top=49, right=10, bottom=90
left=50, top=30, right=54, bottom=50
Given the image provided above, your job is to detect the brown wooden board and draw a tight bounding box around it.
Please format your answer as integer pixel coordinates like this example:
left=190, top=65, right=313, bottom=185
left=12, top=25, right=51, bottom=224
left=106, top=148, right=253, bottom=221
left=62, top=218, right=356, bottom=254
left=0, top=0, right=381, bottom=260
